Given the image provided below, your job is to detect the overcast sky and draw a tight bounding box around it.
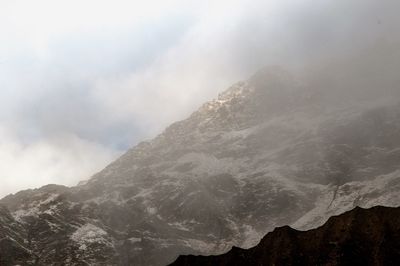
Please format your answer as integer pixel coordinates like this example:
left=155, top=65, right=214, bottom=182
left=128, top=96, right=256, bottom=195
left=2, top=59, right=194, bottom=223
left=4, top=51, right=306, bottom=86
left=0, top=0, right=398, bottom=196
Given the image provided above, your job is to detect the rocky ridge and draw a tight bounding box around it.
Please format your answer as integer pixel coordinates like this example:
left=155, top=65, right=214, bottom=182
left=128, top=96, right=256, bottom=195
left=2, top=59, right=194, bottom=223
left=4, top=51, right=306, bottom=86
left=170, top=206, right=400, bottom=266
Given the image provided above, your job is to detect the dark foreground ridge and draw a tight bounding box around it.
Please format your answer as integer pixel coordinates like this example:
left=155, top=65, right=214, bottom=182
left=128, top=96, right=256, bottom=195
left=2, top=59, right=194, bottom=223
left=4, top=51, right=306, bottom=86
left=170, top=206, right=400, bottom=266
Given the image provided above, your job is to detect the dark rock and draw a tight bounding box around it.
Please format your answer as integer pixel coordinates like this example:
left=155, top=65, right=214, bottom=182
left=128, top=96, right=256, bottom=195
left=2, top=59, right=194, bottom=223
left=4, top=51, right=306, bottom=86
left=170, top=206, right=400, bottom=266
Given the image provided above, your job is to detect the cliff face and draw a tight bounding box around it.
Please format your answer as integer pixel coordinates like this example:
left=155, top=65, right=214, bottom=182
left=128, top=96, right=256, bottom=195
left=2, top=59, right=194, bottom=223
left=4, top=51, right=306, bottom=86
left=171, top=206, right=400, bottom=266
left=0, top=68, right=399, bottom=266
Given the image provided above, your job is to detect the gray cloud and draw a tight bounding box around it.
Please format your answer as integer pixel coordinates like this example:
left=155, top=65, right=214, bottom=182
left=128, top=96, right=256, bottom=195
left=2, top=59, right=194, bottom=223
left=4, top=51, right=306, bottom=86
left=0, top=0, right=399, bottom=196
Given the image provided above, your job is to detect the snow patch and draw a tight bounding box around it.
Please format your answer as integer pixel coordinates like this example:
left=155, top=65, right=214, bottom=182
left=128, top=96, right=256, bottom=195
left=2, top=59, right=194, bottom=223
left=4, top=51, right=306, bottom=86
left=13, top=207, right=39, bottom=222
left=293, top=170, right=400, bottom=230
left=71, top=224, right=111, bottom=250
left=128, top=237, right=142, bottom=244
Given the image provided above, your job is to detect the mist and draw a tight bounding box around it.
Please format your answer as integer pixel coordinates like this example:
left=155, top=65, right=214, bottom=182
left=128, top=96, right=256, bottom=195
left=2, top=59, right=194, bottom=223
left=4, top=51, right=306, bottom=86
left=0, top=0, right=399, bottom=196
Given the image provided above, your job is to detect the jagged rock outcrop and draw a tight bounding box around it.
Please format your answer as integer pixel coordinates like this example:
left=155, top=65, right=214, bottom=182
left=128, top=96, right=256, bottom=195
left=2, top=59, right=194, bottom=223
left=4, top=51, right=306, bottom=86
left=170, top=206, right=400, bottom=266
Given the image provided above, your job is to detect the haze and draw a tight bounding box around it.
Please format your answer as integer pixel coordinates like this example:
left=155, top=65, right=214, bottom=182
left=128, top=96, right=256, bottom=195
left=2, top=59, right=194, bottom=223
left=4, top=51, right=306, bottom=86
left=0, top=0, right=399, bottom=196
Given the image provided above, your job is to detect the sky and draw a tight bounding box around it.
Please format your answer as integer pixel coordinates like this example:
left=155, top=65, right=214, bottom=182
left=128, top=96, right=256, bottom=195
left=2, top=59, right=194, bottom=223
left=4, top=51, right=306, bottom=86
left=0, top=0, right=399, bottom=196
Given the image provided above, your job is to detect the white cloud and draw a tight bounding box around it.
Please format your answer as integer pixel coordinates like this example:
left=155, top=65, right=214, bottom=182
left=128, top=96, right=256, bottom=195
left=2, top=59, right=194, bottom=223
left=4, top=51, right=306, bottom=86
left=0, top=127, right=120, bottom=197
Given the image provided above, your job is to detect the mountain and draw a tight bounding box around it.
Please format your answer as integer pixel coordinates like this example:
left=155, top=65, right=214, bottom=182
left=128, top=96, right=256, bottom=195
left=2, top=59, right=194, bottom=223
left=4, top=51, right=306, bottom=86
left=0, top=67, right=399, bottom=265
left=170, top=206, right=400, bottom=266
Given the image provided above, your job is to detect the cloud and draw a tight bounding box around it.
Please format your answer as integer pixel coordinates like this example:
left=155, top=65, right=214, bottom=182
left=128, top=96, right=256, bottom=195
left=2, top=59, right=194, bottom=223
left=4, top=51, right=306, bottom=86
left=0, top=127, right=119, bottom=197
left=91, top=0, right=400, bottom=133
left=0, top=0, right=399, bottom=196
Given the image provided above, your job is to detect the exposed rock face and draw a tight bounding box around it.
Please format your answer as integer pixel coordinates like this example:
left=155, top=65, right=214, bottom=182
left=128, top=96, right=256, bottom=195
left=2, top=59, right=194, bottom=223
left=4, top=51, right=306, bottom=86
left=0, top=67, right=399, bottom=265
left=170, top=206, right=400, bottom=266
left=0, top=205, right=36, bottom=265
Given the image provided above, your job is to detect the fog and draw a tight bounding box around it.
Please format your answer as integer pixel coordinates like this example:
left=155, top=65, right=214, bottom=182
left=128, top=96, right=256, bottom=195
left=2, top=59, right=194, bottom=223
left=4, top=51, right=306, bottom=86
left=0, top=0, right=399, bottom=196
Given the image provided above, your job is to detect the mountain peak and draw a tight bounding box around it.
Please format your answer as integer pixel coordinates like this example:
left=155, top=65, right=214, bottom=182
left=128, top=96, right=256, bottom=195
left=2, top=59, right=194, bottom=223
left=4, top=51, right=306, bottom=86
left=249, top=65, right=294, bottom=85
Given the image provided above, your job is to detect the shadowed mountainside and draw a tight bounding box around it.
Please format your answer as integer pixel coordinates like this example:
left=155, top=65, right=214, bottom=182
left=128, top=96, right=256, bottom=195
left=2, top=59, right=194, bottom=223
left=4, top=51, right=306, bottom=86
left=171, top=206, right=400, bottom=266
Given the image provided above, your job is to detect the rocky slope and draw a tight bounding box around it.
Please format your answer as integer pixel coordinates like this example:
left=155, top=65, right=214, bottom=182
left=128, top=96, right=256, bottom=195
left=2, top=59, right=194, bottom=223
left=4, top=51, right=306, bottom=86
left=170, top=206, right=400, bottom=266
left=0, top=67, right=399, bottom=265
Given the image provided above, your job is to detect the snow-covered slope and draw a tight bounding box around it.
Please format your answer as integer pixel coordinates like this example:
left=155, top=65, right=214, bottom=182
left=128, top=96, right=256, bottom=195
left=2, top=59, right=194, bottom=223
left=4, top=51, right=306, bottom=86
left=0, top=67, right=399, bottom=265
